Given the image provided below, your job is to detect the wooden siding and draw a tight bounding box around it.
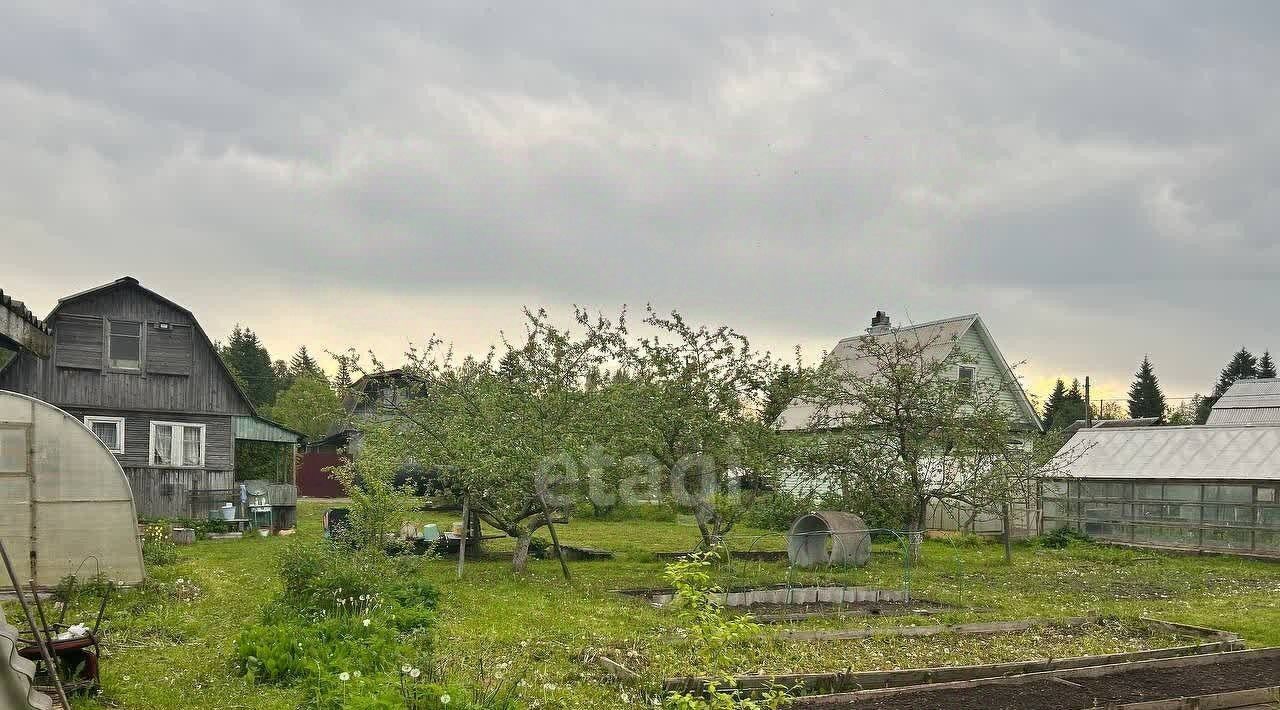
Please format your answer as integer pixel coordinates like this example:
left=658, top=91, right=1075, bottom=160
left=955, top=327, right=1038, bottom=430
left=124, top=466, right=235, bottom=519
left=0, top=282, right=251, bottom=415
left=60, top=407, right=233, bottom=470
left=145, top=323, right=193, bottom=375
left=53, top=314, right=102, bottom=370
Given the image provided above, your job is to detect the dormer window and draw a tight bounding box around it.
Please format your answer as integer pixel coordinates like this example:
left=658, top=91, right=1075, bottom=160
left=108, top=319, right=142, bottom=370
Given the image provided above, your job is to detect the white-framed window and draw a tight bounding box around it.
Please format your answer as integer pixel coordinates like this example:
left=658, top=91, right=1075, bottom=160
left=84, top=416, right=125, bottom=453
left=107, top=319, right=142, bottom=370
left=957, top=364, right=977, bottom=396
left=149, top=421, right=205, bottom=467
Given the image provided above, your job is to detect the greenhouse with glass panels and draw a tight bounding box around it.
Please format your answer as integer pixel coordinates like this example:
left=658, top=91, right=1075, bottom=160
left=1041, top=424, right=1280, bottom=557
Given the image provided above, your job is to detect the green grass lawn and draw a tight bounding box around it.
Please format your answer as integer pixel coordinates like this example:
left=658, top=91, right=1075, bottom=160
left=12, top=501, right=1280, bottom=709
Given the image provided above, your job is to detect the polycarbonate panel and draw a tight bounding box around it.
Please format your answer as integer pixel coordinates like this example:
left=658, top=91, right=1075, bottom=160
left=0, top=394, right=33, bottom=423
left=0, top=477, right=31, bottom=584
left=33, top=501, right=142, bottom=584
left=0, top=429, right=25, bottom=473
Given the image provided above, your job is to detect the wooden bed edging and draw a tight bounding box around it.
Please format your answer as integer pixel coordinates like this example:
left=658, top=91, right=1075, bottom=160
left=664, top=616, right=1244, bottom=696
left=1112, top=686, right=1280, bottom=710
left=775, top=615, right=1096, bottom=642
left=662, top=640, right=1239, bottom=694
left=791, top=646, right=1280, bottom=707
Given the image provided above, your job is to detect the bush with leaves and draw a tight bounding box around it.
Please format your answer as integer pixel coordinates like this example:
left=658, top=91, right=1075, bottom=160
left=662, top=552, right=791, bottom=709
left=327, top=423, right=418, bottom=551
left=141, top=523, right=178, bottom=566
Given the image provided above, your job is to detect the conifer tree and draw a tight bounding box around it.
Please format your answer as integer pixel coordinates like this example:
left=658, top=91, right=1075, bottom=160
left=1258, top=351, right=1277, bottom=379
left=219, top=325, right=278, bottom=408
left=1126, top=356, right=1167, bottom=420
left=333, top=354, right=353, bottom=397
left=1196, top=348, right=1258, bottom=423
left=1041, top=379, right=1068, bottom=430
left=289, top=345, right=325, bottom=381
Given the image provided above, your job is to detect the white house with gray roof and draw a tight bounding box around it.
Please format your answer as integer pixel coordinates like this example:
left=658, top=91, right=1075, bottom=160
left=775, top=311, right=1044, bottom=536
left=775, top=311, right=1042, bottom=434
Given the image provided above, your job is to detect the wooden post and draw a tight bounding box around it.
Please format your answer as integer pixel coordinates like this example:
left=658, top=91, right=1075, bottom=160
left=1085, top=376, right=1092, bottom=427
left=290, top=443, right=298, bottom=485
left=456, top=496, right=469, bottom=580
left=538, top=493, right=571, bottom=581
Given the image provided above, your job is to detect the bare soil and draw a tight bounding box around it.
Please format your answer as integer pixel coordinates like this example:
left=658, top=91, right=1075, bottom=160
left=817, top=655, right=1280, bottom=710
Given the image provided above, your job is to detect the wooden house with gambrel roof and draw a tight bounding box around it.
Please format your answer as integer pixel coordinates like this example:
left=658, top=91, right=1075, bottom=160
left=0, top=277, right=302, bottom=522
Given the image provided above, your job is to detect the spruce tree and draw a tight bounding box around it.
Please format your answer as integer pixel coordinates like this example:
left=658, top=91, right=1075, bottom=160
left=333, top=355, right=353, bottom=396
left=289, top=345, right=325, bottom=381
left=1041, top=379, right=1068, bottom=430
left=1127, top=356, right=1167, bottom=420
left=1195, top=348, right=1258, bottom=423
left=271, top=359, right=291, bottom=397
left=219, top=325, right=278, bottom=408
left=1259, top=351, right=1277, bottom=379
left=1047, top=378, right=1087, bottom=430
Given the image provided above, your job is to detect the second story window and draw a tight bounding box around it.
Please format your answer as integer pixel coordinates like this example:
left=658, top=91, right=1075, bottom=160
left=957, top=365, right=976, bottom=397
left=108, top=319, right=142, bottom=370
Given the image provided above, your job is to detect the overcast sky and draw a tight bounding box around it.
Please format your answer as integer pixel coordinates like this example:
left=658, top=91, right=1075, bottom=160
left=3, top=2, right=1278, bottom=406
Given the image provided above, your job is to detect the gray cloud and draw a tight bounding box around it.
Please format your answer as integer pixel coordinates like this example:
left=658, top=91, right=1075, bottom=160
left=3, top=1, right=1279, bottom=401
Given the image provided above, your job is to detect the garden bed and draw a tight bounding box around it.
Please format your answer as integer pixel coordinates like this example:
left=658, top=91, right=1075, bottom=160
left=794, top=647, right=1280, bottom=710
left=661, top=617, right=1237, bottom=695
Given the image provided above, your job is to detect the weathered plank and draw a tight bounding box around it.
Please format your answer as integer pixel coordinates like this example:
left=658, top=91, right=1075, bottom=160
left=663, top=639, right=1238, bottom=695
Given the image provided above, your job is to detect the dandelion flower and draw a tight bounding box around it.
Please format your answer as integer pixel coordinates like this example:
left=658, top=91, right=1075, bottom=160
left=410, top=668, right=421, bottom=679
left=362, top=618, right=371, bottom=627
left=401, top=664, right=412, bottom=674
left=353, top=670, right=362, bottom=678
left=339, top=672, right=350, bottom=682
left=439, top=693, right=450, bottom=704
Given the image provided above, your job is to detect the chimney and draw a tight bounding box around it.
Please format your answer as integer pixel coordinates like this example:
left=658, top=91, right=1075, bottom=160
left=867, top=310, right=892, bottom=335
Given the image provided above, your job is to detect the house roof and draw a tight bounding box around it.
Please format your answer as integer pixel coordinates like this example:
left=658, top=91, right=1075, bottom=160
left=775, top=313, right=1042, bottom=432
left=49, top=277, right=287, bottom=435
left=1206, top=378, right=1280, bottom=425
left=1053, top=424, right=1280, bottom=481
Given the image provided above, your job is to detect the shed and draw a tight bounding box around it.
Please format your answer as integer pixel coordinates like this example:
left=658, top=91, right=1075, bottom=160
left=0, top=390, right=145, bottom=590
left=1041, top=424, right=1280, bottom=557
left=787, top=511, right=872, bottom=568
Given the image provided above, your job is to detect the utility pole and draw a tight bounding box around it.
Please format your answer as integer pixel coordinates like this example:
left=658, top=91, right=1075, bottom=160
left=1084, top=376, right=1092, bottom=427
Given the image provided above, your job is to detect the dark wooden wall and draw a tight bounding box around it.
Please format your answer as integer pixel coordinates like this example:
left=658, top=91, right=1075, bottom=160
left=60, top=407, right=233, bottom=470
left=124, top=467, right=236, bottom=520
left=0, top=283, right=251, bottom=416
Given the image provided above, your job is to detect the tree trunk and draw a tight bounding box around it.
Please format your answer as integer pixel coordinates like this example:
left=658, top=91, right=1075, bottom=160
left=908, top=499, right=928, bottom=563
left=512, top=531, right=533, bottom=572
left=1002, top=502, right=1013, bottom=565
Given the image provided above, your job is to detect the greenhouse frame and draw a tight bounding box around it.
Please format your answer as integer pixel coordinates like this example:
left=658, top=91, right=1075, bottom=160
left=1041, top=424, right=1280, bottom=557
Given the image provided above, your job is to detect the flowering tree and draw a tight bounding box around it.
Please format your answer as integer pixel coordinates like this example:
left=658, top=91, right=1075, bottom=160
left=352, top=308, right=620, bottom=572
left=607, top=308, right=787, bottom=549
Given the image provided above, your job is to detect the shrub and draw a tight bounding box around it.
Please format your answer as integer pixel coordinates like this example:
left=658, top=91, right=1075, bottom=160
left=662, top=552, right=792, bottom=709
left=141, top=524, right=178, bottom=566
left=235, top=538, right=442, bottom=697
left=739, top=492, right=808, bottom=531
left=1030, top=527, right=1093, bottom=549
